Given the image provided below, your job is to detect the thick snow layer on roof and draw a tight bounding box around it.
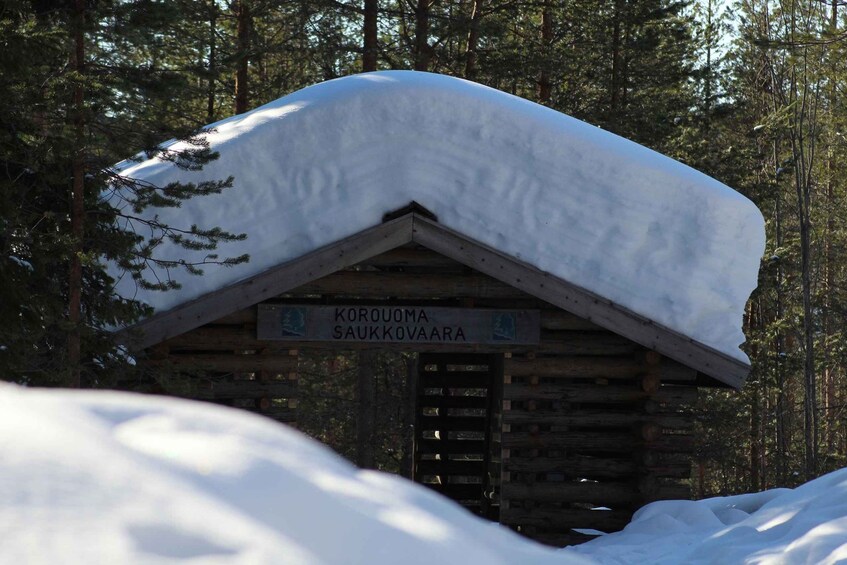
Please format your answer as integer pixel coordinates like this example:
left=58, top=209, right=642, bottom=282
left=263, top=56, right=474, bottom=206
left=0, top=384, right=589, bottom=564
left=574, top=469, right=847, bottom=564
left=114, top=71, right=764, bottom=362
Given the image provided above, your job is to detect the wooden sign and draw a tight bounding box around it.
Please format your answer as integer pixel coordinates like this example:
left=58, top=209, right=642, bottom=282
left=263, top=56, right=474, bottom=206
left=257, top=305, right=540, bottom=345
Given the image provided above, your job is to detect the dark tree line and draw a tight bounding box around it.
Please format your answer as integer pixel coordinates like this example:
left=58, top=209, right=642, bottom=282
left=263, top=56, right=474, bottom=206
left=2, top=0, right=846, bottom=495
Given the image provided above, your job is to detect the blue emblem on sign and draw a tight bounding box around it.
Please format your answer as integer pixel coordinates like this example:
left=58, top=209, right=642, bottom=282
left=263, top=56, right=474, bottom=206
left=492, top=312, right=516, bottom=341
left=280, top=307, right=306, bottom=337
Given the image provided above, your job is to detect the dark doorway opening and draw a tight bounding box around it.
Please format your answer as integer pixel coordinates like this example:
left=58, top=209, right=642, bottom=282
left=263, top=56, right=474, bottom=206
left=414, top=353, right=502, bottom=520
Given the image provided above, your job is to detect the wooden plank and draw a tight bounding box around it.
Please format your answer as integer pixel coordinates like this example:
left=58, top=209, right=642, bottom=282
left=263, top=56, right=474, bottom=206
left=501, top=431, right=637, bottom=452
left=416, top=438, right=488, bottom=455
left=354, top=246, right=463, bottom=269
left=503, top=455, right=636, bottom=478
left=504, top=383, right=648, bottom=404
left=118, top=214, right=415, bottom=350
left=289, top=271, right=530, bottom=299
left=504, top=356, right=643, bottom=379
left=418, top=415, right=489, bottom=431
left=147, top=353, right=298, bottom=373
left=503, top=382, right=698, bottom=405
left=189, top=380, right=297, bottom=400
left=415, top=459, right=487, bottom=475
left=500, top=507, right=632, bottom=531
left=416, top=395, right=489, bottom=409
left=410, top=215, right=749, bottom=387
left=501, top=481, right=637, bottom=505
left=422, top=483, right=483, bottom=500
left=503, top=409, right=691, bottom=430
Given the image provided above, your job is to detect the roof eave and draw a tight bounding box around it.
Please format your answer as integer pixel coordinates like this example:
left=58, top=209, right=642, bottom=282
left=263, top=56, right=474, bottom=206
left=117, top=212, right=750, bottom=388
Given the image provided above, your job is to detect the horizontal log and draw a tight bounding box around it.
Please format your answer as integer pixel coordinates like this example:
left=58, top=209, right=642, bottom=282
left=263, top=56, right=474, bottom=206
left=501, top=481, right=637, bottom=505
left=504, top=455, right=690, bottom=479
left=499, top=507, right=632, bottom=532
left=536, top=332, right=640, bottom=355
left=504, top=456, right=635, bottom=478
left=417, top=395, right=489, bottom=409
left=421, top=483, right=484, bottom=501
left=417, top=415, right=489, bottom=432
left=503, top=409, right=692, bottom=430
left=290, top=271, right=530, bottom=299
left=416, top=438, right=488, bottom=455
left=504, top=383, right=649, bottom=404
left=494, top=382, right=696, bottom=407
left=504, top=356, right=644, bottom=379
left=415, top=459, right=486, bottom=476
left=502, top=430, right=693, bottom=453
left=502, top=431, right=637, bottom=452
left=148, top=353, right=298, bottom=374
left=189, top=380, right=297, bottom=400
left=418, top=373, right=493, bottom=388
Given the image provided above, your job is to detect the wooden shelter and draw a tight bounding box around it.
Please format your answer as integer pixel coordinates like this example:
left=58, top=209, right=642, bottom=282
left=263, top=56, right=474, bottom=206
left=120, top=205, right=750, bottom=546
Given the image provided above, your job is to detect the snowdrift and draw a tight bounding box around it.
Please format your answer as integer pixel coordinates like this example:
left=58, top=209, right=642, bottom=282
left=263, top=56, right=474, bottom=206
left=114, top=71, right=764, bottom=362
left=3, top=384, right=847, bottom=564
left=0, top=384, right=588, bottom=564
left=576, top=469, right=847, bottom=564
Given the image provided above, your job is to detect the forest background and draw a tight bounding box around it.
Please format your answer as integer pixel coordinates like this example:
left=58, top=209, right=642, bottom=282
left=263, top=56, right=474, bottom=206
left=1, top=0, right=846, bottom=498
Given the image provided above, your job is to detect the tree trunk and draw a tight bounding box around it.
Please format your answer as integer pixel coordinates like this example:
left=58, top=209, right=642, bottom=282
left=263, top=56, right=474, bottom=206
left=207, top=3, right=217, bottom=121
left=610, top=0, right=622, bottom=118
left=414, top=0, right=430, bottom=71
left=537, top=1, right=552, bottom=104
left=234, top=0, right=250, bottom=115
left=68, top=0, right=86, bottom=389
left=363, top=0, right=378, bottom=72
left=357, top=350, right=377, bottom=468
left=465, top=0, right=484, bottom=79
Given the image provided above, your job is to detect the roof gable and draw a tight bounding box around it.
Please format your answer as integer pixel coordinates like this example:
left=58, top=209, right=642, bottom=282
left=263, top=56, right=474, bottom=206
left=120, top=213, right=749, bottom=387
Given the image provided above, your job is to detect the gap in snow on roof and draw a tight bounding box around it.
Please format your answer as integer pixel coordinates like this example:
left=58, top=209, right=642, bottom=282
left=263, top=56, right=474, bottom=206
left=113, top=71, right=765, bottom=363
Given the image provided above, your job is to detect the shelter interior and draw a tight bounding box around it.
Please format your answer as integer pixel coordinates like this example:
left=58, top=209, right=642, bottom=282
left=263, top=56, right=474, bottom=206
left=136, top=238, right=706, bottom=547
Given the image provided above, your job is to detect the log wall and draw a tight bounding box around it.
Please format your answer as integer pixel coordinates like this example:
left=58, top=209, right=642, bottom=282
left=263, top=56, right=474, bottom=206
left=142, top=244, right=698, bottom=546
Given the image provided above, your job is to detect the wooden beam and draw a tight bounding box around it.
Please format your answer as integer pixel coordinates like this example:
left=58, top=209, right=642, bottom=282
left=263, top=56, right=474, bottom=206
left=146, top=353, right=298, bottom=373
left=501, top=481, right=638, bottom=505
left=410, top=215, right=749, bottom=387
left=118, top=215, right=415, bottom=350
left=290, top=271, right=528, bottom=299
left=504, top=356, right=644, bottom=379
left=499, top=507, right=632, bottom=531
left=190, top=380, right=297, bottom=400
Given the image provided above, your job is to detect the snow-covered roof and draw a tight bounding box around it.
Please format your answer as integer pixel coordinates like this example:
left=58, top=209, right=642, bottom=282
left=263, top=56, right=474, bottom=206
left=114, top=71, right=764, bottom=365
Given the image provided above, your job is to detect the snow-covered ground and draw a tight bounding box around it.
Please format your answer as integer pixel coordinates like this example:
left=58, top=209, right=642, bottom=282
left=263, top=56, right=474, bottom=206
left=114, top=71, right=764, bottom=363
left=3, top=384, right=847, bottom=564
left=0, top=384, right=588, bottom=565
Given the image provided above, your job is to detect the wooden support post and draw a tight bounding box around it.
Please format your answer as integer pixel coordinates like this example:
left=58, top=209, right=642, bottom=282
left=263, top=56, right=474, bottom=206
left=357, top=350, right=377, bottom=469
left=403, top=354, right=418, bottom=479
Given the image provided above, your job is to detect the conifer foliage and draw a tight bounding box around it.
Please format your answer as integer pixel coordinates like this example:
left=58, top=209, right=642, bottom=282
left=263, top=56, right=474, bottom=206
left=2, top=0, right=847, bottom=496
left=0, top=1, right=247, bottom=387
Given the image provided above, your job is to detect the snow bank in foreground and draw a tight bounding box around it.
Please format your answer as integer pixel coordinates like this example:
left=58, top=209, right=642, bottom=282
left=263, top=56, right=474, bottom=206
left=574, top=469, right=847, bottom=564
left=114, top=71, right=764, bottom=362
left=0, top=384, right=589, bottom=565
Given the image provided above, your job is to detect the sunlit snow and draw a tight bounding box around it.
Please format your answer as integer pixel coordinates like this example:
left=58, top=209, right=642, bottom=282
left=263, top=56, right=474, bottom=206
left=113, top=71, right=764, bottom=362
